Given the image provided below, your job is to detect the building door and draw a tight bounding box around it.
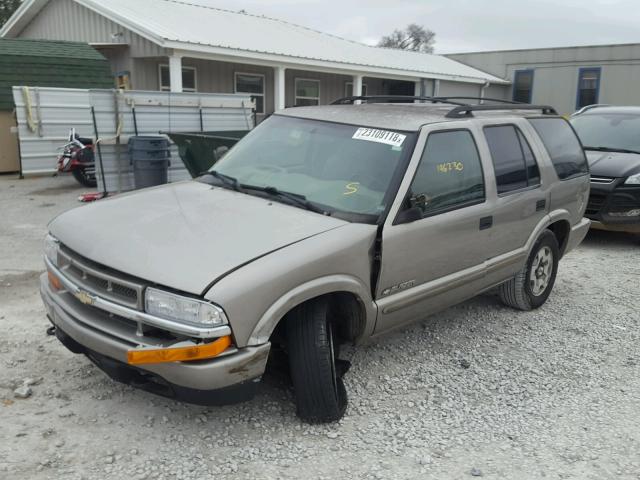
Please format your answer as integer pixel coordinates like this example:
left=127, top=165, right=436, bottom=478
left=383, top=80, right=416, bottom=97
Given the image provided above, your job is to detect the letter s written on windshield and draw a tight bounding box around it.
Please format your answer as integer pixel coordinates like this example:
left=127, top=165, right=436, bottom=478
left=352, top=128, right=406, bottom=148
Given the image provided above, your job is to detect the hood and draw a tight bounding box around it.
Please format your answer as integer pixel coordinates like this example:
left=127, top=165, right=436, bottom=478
left=49, top=182, right=348, bottom=295
left=586, top=151, right=640, bottom=178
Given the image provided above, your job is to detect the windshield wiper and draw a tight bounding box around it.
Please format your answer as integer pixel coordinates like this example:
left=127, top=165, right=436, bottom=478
left=584, top=146, right=640, bottom=155
left=201, top=170, right=242, bottom=191
left=240, top=184, right=328, bottom=215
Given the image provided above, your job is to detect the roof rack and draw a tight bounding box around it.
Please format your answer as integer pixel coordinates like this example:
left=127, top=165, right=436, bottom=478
left=572, top=104, right=610, bottom=115
left=431, top=96, right=522, bottom=105
left=330, top=95, right=469, bottom=106
left=445, top=104, right=558, bottom=118
left=329, top=95, right=559, bottom=118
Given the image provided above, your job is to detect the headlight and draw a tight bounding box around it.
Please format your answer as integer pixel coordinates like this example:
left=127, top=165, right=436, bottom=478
left=44, top=234, right=60, bottom=266
left=145, top=287, right=228, bottom=328
left=625, top=172, right=640, bottom=185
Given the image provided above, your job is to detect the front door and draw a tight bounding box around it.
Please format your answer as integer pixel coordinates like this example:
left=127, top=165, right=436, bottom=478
left=374, top=125, right=496, bottom=334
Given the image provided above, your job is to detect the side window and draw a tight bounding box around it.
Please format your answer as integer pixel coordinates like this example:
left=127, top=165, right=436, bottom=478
left=484, top=125, right=541, bottom=194
left=408, top=130, right=485, bottom=216
left=518, top=129, right=541, bottom=186
left=528, top=118, right=589, bottom=180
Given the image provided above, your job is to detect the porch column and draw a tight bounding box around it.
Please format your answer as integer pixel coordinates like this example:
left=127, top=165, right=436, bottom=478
left=168, top=55, right=183, bottom=93
left=353, top=74, right=364, bottom=104
left=479, top=81, right=489, bottom=104
left=414, top=80, right=422, bottom=97
left=274, top=66, right=286, bottom=111
left=414, top=79, right=425, bottom=102
left=353, top=74, right=364, bottom=96
left=432, top=79, right=440, bottom=97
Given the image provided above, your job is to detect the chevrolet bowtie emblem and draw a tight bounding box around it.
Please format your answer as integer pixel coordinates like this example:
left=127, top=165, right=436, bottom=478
left=75, top=290, right=95, bottom=306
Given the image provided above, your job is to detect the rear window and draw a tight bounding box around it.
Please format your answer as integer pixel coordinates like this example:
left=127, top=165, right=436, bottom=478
left=528, top=118, right=589, bottom=180
left=484, top=125, right=541, bottom=194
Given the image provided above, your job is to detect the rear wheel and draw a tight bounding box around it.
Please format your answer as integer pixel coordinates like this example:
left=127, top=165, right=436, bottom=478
left=72, top=166, right=97, bottom=188
left=499, top=230, right=560, bottom=311
left=286, top=298, right=347, bottom=423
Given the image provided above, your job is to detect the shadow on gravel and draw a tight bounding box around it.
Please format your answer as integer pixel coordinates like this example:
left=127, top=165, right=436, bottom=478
left=581, top=229, right=639, bottom=249
left=29, top=183, right=85, bottom=196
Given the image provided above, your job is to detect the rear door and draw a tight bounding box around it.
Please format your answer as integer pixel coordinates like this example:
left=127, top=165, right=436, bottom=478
left=374, top=123, right=496, bottom=333
left=476, top=120, right=550, bottom=264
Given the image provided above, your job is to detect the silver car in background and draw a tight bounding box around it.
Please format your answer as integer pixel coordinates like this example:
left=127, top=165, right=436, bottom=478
left=41, top=97, right=591, bottom=423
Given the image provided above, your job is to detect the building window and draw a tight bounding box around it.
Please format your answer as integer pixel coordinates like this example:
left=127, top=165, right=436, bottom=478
left=484, top=125, right=540, bottom=194
left=295, top=78, right=320, bottom=106
left=234, top=73, right=265, bottom=114
left=513, top=70, right=534, bottom=103
left=576, top=67, right=601, bottom=110
left=345, top=82, right=368, bottom=97
left=159, top=65, right=197, bottom=92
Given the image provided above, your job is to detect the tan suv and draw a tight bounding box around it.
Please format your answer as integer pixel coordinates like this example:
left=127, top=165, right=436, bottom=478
left=41, top=97, right=591, bottom=423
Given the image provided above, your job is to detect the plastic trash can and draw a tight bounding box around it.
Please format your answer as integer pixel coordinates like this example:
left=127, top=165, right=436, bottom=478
left=128, top=136, right=171, bottom=189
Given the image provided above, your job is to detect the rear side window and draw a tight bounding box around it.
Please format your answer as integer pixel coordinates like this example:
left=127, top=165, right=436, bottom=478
left=484, top=125, right=541, bottom=194
left=528, top=118, right=589, bottom=180
left=408, top=130, right=485, bottom=216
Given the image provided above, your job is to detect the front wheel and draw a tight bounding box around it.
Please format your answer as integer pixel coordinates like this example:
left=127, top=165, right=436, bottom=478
left=499, top=230, right=560, bottom=311
left=286, top=298, right=347, bottom=423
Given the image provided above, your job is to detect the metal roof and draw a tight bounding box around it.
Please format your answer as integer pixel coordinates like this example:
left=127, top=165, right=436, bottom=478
left=1, top=0, right=508, bottom=85
left=276, top=103, right=551, bottom=131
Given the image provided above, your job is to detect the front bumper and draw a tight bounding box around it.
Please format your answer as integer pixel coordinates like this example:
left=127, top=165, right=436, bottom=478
left=586, top=180, right=640, bottom=232
left=40, top=273, right=270, bottom=404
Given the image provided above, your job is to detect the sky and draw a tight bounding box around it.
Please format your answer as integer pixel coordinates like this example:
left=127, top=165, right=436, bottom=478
left=193, top=0, right=640, bottom=53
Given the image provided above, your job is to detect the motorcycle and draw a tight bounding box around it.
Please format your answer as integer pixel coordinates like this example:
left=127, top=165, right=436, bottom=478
left=56, top=128, right=97, bottom=188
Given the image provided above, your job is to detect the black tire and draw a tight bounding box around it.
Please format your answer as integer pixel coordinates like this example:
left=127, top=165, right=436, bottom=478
left=499, top=230, right=560, bottom=311
left=72, top=167, right=97, bottom=188
left=286, top=298, right=347, bottom=423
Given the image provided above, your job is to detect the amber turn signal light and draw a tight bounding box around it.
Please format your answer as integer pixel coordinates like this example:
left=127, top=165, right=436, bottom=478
left=48, top=270, right=62, bottom=290
left=127, top=335, right=232, bottom=365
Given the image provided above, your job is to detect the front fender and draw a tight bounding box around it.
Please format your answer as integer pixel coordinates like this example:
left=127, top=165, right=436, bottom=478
left=204, top=223, right=378, bottom=347
left=248, top=274, right=376, bottom=345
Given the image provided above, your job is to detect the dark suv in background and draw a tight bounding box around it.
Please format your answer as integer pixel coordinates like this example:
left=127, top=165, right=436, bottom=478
left=571, top=105, right=640, bottom=233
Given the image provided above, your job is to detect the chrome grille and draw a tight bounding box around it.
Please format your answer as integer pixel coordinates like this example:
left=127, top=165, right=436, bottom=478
left=590, top=176, right=615, bottom=184
left=57, top=247, right=144, bottom=310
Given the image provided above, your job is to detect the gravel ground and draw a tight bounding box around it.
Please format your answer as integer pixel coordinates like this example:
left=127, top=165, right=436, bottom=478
left=1, top=174, right=639, bottom=480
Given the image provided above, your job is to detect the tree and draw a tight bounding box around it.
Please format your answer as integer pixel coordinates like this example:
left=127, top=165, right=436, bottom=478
left=0, top=0, right=22, bottom=28
left=378, top=24, right=436, bottom=54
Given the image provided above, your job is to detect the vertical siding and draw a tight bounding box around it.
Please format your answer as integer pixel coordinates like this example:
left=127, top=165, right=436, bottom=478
left=133, top=57, right=275, bottom=115
left=285, top=69, right=353, bottom=107
left=438, top=80, right=482, bottom=97
left=483, top=84, right=509, bottom=100
left=17, top=0, right=165, bottom=58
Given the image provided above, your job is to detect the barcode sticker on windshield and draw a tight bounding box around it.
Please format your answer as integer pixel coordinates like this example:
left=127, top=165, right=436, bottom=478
left=352, top=128, right=406, bottom=147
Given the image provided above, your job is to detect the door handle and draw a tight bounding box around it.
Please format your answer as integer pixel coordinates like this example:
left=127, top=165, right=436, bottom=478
left=479, top=216, right=493, bottom=230
left=536, top=199, right=546, bottom=211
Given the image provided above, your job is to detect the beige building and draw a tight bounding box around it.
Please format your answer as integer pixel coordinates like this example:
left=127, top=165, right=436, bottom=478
left=448, top=43, right=640, bottom=115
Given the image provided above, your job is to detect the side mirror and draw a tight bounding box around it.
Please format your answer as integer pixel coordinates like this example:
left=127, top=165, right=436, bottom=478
left=395, top=206, right=423, bottom=225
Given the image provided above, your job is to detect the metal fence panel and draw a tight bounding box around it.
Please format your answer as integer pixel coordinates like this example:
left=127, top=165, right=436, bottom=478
left=12, top=87, right=254, bottom=192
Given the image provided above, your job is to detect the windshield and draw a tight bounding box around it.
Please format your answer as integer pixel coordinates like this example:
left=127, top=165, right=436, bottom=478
left=209, top=115, right=415, bottom=221
left=571, top=113, right=640, bottom=152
